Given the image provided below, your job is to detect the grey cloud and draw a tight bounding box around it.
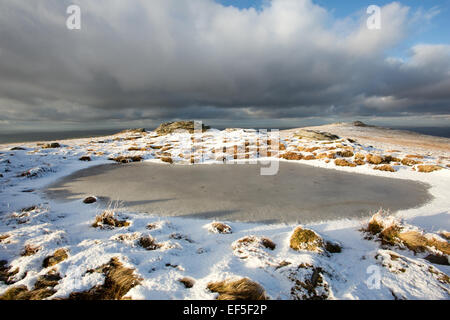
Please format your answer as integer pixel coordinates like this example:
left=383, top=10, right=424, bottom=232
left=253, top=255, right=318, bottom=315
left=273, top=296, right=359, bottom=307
left=0, top=0, right=449, bottom=128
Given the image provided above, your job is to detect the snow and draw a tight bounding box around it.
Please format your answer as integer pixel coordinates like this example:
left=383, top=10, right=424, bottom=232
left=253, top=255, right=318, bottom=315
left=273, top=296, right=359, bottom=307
left=0, top=127, right=449, bottom=300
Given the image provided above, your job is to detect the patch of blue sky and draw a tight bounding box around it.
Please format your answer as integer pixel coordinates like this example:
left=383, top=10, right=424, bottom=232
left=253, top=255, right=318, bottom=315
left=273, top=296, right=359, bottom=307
left=214, top=0, right=450, bottom=60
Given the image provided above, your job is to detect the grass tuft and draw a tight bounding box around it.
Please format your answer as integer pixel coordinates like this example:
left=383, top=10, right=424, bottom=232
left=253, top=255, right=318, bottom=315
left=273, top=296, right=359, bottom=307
left=207, top=278, right=268, bottom=300
left=290, top=227, right=324, bottom=252
left=92, top=210, right=130, bottom=229
left=68, top=257, right=141, bottom=300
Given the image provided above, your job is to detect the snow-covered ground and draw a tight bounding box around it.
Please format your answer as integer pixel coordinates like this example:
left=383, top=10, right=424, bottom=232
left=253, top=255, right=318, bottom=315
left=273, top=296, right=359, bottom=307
left=0, top=125, right=449, bottom=300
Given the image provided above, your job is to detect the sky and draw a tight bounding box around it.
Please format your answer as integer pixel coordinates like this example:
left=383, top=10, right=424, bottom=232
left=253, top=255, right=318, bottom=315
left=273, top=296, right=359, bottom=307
left=0, top=0, right=449, bottom=132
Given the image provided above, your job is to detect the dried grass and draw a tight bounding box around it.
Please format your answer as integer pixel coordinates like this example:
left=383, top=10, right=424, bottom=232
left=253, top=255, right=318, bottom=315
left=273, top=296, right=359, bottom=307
left=401, top=158, right=422, bottom=166
left=42, top=248, right=69, bottom=268
left=417, top=165, right=443, bottom=173
left=334, top=159, right=356, bottom=167
left=68, top=257, right=141, bottom=300
left=138, top=235, right=162, bottom=250
left=209, top=222, right=232, bottom=234
left=0, top=260, right=19, bottom=285
left=233, top=235, right=276, bottom=251
left=373, top=164, right=395, bottom=172
left=160, top=157, right=173, bottom=164
left=0, top=271, right=61, bottom=300
left=280, top=152, right=303, bottom=160
left=42, top=143, right=61, bottom=149
left=303, top=155, right=316, bottom=160
left=207, top=278, right=268, bottom=300
left=108, top=155, right=143, bottom=163
left=0, top=234, right=10, bottom=243
left=290, top=227, right=324, bottom=252
left=336, top=150, right=354, bottom=157
left=398, top=231, right=450, bottom=255
left=92, top=210, right=130, bottom=229
left=21, top=244, right=41, bottom=256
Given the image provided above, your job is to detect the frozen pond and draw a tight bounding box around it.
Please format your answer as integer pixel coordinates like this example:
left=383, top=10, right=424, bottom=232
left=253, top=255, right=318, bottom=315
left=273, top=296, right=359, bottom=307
left=45, top=162, right=432, bottom=224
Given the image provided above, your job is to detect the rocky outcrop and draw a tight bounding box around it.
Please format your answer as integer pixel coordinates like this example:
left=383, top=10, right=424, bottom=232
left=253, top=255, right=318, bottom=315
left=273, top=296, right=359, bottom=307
left=155, top=121, right=210, bottom=135
left=293, top=129, right=339, bottom=141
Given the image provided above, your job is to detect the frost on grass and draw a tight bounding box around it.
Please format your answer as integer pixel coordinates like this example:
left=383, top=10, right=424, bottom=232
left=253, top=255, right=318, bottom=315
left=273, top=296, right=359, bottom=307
left=231, top=235, right=278, bottom=268
left=207, top=278, right=268, bottom=300
left=138, top=235, right=162, bottom=250
left=67, top=257, right=141, bottom=300
left=0, top=234, right=10, bottom=243
left=281, top=264, right=331, bottom=300
left=112, top=232, right=141, bottom=244
left=374, top=250, right=449, bottom=299
left=232, top=236, right=276, bottom=256
left=92, top=210, right=130, bottom=229
left=208, top=222, right=232, bottom=234
left=8, top=206, right=48, bottom=225
left=0, top=260, right=19, bottom=285
left=363, top=210, right=450, bottom=264
left=0, top=270, right=62, bottom=300
left=18, top=166, right=53, bottom=178
left=20, top=244, right=41, bottom=256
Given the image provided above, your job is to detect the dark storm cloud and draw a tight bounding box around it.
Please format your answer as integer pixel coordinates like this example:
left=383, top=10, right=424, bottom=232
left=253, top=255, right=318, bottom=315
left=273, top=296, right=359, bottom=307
left=0, top=0, right=449, bottom=127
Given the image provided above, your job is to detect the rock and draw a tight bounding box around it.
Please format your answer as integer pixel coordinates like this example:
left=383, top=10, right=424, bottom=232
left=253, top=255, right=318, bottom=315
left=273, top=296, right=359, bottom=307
left=42, top=248, right=69, bottom=268
left=117, top=128, right=146, bottom=134
left=178, top=277, right=195, bottom=289
left=353, top=121, right=368, bottom=127
left=293, top=129, right=339, bottom=141
left=290, top=227, right=324, bottom=252
left=325, top=241, right=342, bottom=253
left=79, top=156, right=91, bottom=161
left=83, top=196, right=97, bottom=204
left=42, top=143, right=61, bottom=149
left=10, top=147, right=26, bottom=151
left=155, top=121, right=210, bottom=135
left=424, top=254, right=449, bottom=266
